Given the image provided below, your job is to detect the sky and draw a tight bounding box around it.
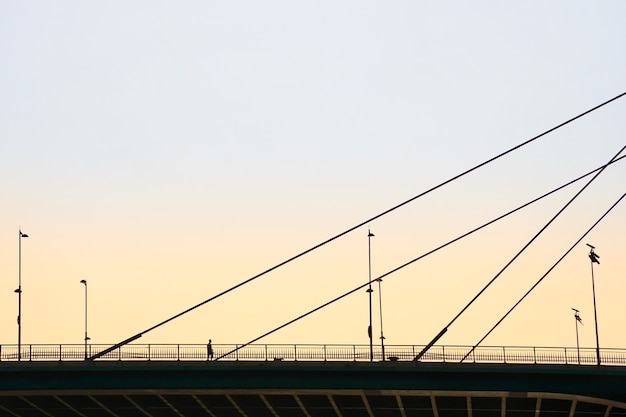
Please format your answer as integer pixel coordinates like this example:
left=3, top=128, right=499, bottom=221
left=1, top=1, right=624, bottom=354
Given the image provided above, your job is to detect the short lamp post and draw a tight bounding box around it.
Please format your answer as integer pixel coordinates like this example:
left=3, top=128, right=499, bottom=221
left=367, top=229, right=374, bottom=362
left=80, top=279, right=90, bottom=359
left=16, top=229, right=28, bottom=361
left=572, top=308, right=582, bottom=365
left=377, top=277, right=386, bottom=361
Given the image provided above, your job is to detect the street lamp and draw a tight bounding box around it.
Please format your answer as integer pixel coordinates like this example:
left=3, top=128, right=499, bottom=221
left=377, top=277, right=386, bottom=361
left=586, top=243, right=601, bottom=365
left=16, top=229, right=28, bottom=361
left=571, top=308, right=582, bottom=365
left=80, top=279, right=90, bottom=359
left=367, top=229, right=374, bottom=362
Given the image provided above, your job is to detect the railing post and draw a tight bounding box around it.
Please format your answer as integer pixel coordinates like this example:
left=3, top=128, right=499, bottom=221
left=324, top=345, right=327, bottom=361
left=353, top=345, right=356, bottom=361
left=148, top=344, right=151, bottom=361
left=265, top=345, right=268, bottom=361
left=294, top=344, right=297, bottom=362
left=177, top=344, right=180, bottom=361
left=533, top=346, right=536, bottom=364
left=503, top=346, right=506, bottom=364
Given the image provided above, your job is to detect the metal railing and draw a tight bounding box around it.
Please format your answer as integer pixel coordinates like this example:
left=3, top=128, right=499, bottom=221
left=1, top=343, right=625, bottom=365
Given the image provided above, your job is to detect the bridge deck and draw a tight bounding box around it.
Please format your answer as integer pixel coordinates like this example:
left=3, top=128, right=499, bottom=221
left=1, top=361, right=625, bottom=416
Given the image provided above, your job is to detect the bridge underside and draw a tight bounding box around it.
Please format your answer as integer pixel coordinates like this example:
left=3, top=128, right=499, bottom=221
left=1, top=389, right=625, bottom=417
left=1, top=361, right=626, bottom=416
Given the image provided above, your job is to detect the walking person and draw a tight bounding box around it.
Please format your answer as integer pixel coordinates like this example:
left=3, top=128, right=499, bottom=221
left=207, top=339, right=214, bottom=361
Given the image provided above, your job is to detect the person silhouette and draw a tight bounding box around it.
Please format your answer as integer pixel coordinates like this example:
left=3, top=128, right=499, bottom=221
left=207, top=339, right=214, bottom=360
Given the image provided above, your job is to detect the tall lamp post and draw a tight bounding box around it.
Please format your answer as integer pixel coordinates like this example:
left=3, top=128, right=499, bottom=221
left=80, top=279, right=90, bottom=359
left=587, top=243, right=601, bottom=365
left=367, top=229, right=374, bottom=362
left=571, top=308, right=582, bottom=365
left=16, top=229, right=28, bottom=361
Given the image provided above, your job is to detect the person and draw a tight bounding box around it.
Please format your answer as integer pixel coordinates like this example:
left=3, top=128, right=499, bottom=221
left=207, top=339, right=214, bottom=360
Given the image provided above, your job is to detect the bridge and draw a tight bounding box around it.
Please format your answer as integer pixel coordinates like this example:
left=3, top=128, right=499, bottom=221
left=1, top=343, right=626, bottom=416
left=2, top=96, right=624, bottom=416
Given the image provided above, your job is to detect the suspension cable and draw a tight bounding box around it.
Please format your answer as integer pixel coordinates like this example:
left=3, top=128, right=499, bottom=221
left=214, top=156, right=624, bottom=360
left=414, top=145, right=625, bottom=361
left=461, top=191, right=625, bottom=362
left=90, top=92, right=626, bottom=360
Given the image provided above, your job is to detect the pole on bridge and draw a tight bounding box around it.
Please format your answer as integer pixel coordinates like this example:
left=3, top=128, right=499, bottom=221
left=377, top=276, right=385, bottom=361
left=81, top=279, right=90, bottom=360
left=16, top=229, right=28, bottom=362
left=572, top=308, right=582, bottom=365
left=587, top=244, right=601, bottom=365
left=367, top=229, right=375, bottom=362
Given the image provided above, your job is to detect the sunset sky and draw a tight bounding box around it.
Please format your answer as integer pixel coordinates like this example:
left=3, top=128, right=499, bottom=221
left=1, top=1, right=624, bottom=354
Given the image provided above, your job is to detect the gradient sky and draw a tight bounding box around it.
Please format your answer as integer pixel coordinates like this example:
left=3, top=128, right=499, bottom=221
left=1, top=1, right=624, bottom=353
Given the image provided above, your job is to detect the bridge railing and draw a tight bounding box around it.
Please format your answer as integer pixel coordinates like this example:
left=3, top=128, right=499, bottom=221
left=0, top=344, right=625, bottom=365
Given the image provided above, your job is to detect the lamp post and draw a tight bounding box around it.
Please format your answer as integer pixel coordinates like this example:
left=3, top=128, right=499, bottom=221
left=16, top=229, right=28, bottom=361
left=367, top=229, right=374, bottom=362
left=572, top=308, right=582, bottom=365
left=377, top=277, right=385, bottom=361
left=586, top=243, right=601, bottom=365
left=80, top=279, right=90, bottom=359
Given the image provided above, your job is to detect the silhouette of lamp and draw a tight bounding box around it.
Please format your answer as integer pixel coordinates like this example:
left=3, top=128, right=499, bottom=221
left=367, top=229, right=374, bottom=361
left=572, top=308, right=582, bottom=365
left=377, top=276, right=386, bottom=361
left=587, top=243, right=601, bottom=365
left=16, top=229, right=28, bottom=361
left=80, top=279, right=90, bottom=359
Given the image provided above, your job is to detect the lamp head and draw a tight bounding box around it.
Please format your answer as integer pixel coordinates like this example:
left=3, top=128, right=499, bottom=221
left=80, top=279, right=87, bottom=285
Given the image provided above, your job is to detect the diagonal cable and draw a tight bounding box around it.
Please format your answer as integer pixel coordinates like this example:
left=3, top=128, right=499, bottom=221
left=461, top=191, right=625, bottom=362
left=90, top=92, right=626, bottom=360
left=214, top=156, right=623, bottom=360
left=414, top=145, right=625, bottom=361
